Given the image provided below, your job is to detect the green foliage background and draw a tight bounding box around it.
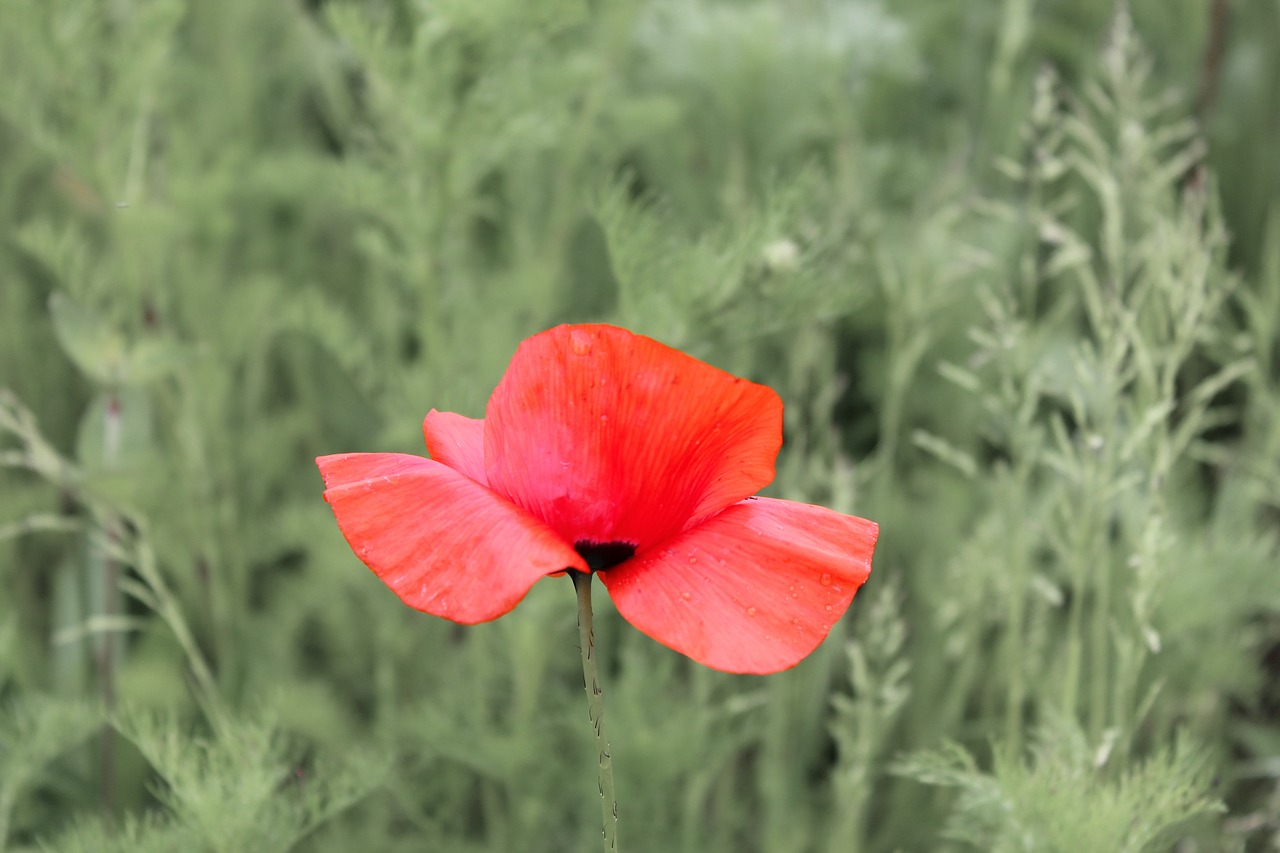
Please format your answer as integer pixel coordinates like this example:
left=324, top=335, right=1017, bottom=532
left=2, top=0, right=1278, bottom=850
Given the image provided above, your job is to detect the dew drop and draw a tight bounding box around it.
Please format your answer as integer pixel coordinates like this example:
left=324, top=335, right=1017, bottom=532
left=819, top=573, right=832, bottom=586
left=688, top=555, right=698, bottom=565
left=599, top=414, right=609, bottom=424
left=824, top=604, right=833, bottom=612
left=746, top=606, right=757, bottom=617
left=791, top=617, right=801, bottom=626
left=832, top=585, right=842, bottom=593
left=680, top=591, right=692, bottom=601
left=569, top=329, right=593, bottom=355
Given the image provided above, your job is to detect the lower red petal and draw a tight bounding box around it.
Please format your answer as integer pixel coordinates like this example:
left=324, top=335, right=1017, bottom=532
left=599, top=497, right=878, bottom=674
left=317, top=453, right=585, bottom=624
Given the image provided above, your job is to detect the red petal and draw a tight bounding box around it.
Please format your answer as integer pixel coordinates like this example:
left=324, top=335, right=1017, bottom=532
left=599, top=497, right=878, bottom=674
left=484, top=325, right=782, bottom=551
left=424, top=409, right=486, bottom=485
left=317, top=453, right=585, bottom=624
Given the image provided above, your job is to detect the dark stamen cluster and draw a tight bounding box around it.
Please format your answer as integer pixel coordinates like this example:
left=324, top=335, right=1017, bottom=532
left=574, top=541, right=637, bottom=572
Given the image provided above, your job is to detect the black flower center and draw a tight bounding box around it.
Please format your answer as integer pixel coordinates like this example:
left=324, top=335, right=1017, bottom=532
left=574, top=540, right=636, bottom=572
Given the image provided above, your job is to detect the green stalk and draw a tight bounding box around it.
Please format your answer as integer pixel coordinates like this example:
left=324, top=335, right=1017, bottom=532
left=97, top=392, right=123, bottom=817
left=1002, top=470, right=1028, bottom=755
left=572, top=571, right=618, bottom=852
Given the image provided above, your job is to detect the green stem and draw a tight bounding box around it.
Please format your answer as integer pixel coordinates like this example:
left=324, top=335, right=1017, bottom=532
left=0, top=779, right=17, bottom=850
left=572, top=571, right=618, bottom=852
left=98, top=392, right=123, bottom=819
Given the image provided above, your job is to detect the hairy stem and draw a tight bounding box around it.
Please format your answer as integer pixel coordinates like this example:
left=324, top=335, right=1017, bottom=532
left=572, top=571, right=618, bottom=852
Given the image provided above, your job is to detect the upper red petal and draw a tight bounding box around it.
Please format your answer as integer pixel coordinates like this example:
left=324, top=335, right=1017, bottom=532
left=424, top=409, right=487, bottom=485
left=483, top=325, right=782, bottom=551
left=598, top=497, right=878, bottom=674
left=317, top=452, right=585, bottom=624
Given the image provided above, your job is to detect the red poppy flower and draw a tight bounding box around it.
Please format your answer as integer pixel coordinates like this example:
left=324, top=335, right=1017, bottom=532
left=316, top=324, right=878, bottom=674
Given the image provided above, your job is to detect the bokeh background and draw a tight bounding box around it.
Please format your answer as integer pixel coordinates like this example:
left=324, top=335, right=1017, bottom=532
left=2, top=1, right=1279, bottom=850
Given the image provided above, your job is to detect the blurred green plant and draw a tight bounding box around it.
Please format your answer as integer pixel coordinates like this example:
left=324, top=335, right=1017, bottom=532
left=895, top=715, right=1221, bottom=852
left=1, top=0, right=1277, bottom=850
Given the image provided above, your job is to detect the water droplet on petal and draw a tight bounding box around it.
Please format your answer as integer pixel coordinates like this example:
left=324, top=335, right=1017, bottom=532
left=570, top=330, right=593, bottom=355
left=746, top=606, right=757, bottom=617
left=824, top=604, right=833, bottom=612
left=819, top=573, right=832, bottom=586
left=688, top=555, right=697, bottom=565
left=832, top=585, right=842, bottom=593
left=791, top=617, right=801, bottom=626
left=680, top=591, right=692, bottom=601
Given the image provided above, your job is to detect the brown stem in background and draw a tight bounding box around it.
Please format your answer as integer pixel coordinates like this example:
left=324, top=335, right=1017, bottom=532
left=1196, top=0, right=1229, bottom=121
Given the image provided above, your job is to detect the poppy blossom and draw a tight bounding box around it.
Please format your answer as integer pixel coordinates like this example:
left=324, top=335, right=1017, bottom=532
left=316, top=324, right=878, bottom=674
